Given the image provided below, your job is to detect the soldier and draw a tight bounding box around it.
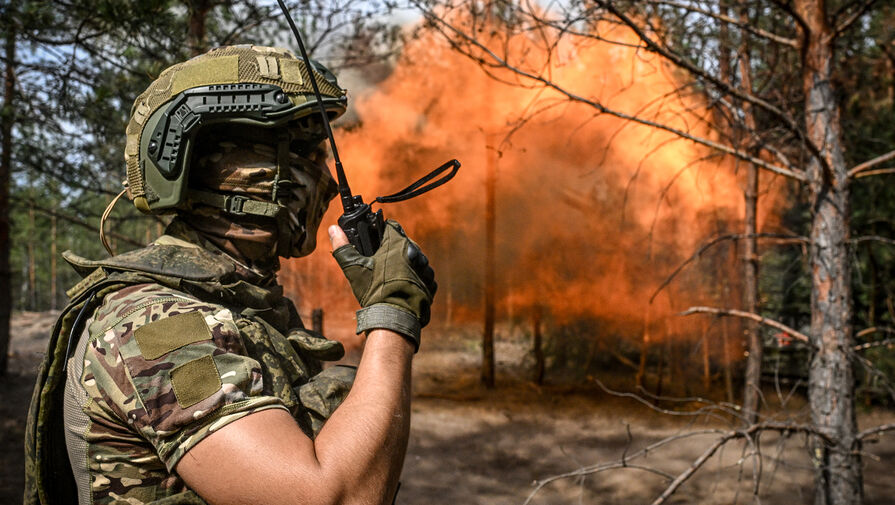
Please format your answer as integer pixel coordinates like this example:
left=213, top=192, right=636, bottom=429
left=25, top=45, right=436, bottom=505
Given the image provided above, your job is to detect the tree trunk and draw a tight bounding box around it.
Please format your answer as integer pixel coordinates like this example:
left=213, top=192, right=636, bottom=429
left=50, top=212, right=57, bottom=311
left=27, top=204, right=35, bottom=310
left=701, top=320, right=711, bottom=392
left=733, top=0, right=763, bottom=424
left=636, top=304, right=651, bottom=388
left=311, top=308, right=324, bottom=334
left=186, top=0, right=213, bottom=56
left=741, top=129, right=761, bottom=423
left=795, top=1, right=861, bottom=503
left=721, top=317, right=734, bottom=403
left=481, top=134, right=496, bottom=388
left=532, top=304, right=544, bottom=385
left=0, top=12, right=15, bottom=375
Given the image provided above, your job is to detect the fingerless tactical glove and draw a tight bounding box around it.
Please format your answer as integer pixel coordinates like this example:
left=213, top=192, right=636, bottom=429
left=332, top=220, right=436, bottom=351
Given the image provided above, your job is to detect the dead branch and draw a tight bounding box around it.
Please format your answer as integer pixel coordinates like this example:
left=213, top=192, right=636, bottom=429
left=595, top=379, right=744, bottom=424
left=650, top=233, right=808, bottom=303
left=414, top=3, right=808, bottom=182
left=525, top=415, right=832, bottom=505
left=858, top=423, right=895, bottom=440
left=641, top=0, right=798, bottom=47
left=855, top=326, right=895, bottom=339
left=833, top=0, right=882, bottom=38
left=853, top=327, right=895, bottom=351
left=651, top=434, right=735, bottom=505
left=593, top=0, right=828, bottom=179
left=522, top=430, right=723, bottom=504
left=853, top=338, right=895, bottom=351
left=847, top=148, right=895, bottom=177
left=680, top=307, right=809, bottom=343
left=854, top=167, right=895, bottom=178
left=852, top=235, right=895, bottom=247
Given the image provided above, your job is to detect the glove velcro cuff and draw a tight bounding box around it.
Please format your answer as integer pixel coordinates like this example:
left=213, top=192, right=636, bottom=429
left=356, top=304, right=421, bottom=352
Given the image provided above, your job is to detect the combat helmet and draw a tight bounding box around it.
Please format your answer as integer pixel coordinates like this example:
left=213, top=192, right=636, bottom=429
left=124, top=45, right=346, bottom=216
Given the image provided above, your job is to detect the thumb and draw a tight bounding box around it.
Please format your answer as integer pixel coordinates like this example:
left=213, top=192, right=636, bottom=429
left=328, top=225, right=350, bottom=250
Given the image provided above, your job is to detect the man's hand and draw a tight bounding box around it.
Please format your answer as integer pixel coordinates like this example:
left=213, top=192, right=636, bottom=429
left=329, top=221, right=435, bottom=351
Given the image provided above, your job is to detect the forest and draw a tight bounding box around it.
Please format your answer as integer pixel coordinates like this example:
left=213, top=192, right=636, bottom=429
left=2, top=1, right=895, bottom=504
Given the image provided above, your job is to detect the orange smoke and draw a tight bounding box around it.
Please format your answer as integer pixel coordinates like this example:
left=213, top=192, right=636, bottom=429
left=282, top=19, right=781, bottom=355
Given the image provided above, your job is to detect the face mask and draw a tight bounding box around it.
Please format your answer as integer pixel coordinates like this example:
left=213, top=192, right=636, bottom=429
left=188, top=127, right=337, bottom=260
left=280, top=149, right=338, bottom=257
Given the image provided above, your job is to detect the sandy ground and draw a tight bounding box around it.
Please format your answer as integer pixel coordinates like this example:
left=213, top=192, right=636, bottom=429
left=3, top=312, right=895, bottom=504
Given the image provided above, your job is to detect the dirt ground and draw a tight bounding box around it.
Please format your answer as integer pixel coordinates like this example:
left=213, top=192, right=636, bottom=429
left=3, top=312, right=895, bottom=504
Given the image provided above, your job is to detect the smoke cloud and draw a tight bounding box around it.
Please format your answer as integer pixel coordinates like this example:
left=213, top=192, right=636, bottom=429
left=282, top=21, right=781, bottom=357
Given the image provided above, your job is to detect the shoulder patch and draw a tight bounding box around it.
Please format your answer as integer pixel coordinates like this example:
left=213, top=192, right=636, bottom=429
left=171, top=355, right=222, bottom=408
left=134, top=311, right=212, bottom=359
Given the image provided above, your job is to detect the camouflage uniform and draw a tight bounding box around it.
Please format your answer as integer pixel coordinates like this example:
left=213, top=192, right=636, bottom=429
left=25, top=44, right=428, bottom=505
left=25, top=222, right=354, bottom=505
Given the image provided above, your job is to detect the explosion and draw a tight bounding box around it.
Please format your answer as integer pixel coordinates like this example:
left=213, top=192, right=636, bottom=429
left=282, top=19, right=781, bottom=359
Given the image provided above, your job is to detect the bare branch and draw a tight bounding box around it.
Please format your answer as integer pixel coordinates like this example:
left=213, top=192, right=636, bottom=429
left=852, top=235, right=895, bottom=247
left=651, top=233, right=808, bottom=303
left=848, top=149, right=895, bottom=178
left=680, top=307, right=810, bottom=343
left=853, top=327, right=895, bottom=351
left=641, top=0, right=798, bottom=47
left=416, top=5, right=807, bottom=181
left=858, top=423, right=895, bottom=440
left=833, top=0, right=880, bottom=38
left=651, top=434, right=734, bottom=505
left=594, top=0, right=827, bottom=178
left=853, top=338, right=895, bottom=351
left=854, top=168, right=895, bottom=178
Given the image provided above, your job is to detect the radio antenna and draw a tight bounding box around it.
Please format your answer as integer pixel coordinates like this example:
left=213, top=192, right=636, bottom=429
left=276, top=0, right=460, bottom=255
left=276, top=0, right=355, bottom=211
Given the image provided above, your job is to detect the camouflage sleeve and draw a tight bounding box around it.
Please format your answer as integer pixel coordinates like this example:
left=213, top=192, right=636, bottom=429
left=83, top=283, right=289, bottom=470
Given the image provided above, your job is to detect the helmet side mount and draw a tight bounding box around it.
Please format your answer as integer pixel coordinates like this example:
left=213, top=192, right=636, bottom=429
left=136, top=83, right=346, bottom=213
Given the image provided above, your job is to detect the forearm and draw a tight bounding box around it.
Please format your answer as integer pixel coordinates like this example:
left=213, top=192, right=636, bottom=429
left=313, top=329, right=413, bottom=505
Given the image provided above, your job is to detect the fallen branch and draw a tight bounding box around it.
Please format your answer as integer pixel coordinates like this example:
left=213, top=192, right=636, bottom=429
left=525, top=416, right=831, bottom=505
left=680, top=307, right=809, bottom=343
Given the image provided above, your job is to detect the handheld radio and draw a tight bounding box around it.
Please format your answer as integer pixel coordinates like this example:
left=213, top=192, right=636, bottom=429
left=276, top=0, right=460, bottom=256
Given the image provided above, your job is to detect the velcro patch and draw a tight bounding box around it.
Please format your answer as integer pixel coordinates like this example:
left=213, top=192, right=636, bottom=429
left=171, top=54, right=239, bottom=96
left=256, top=55, right=279, bottom=79
left=171, top=355, right=221, bottom=408
left=280, top=59, right=304, bottom=84
left=134, top=311, right=212, bottom=360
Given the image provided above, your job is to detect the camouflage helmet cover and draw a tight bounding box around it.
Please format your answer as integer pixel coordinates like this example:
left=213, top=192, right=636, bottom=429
left=124, top=45, right=346, bottom=214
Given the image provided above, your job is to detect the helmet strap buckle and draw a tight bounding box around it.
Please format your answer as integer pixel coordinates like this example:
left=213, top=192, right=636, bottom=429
left=225, top=194, right=250, bottom=216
